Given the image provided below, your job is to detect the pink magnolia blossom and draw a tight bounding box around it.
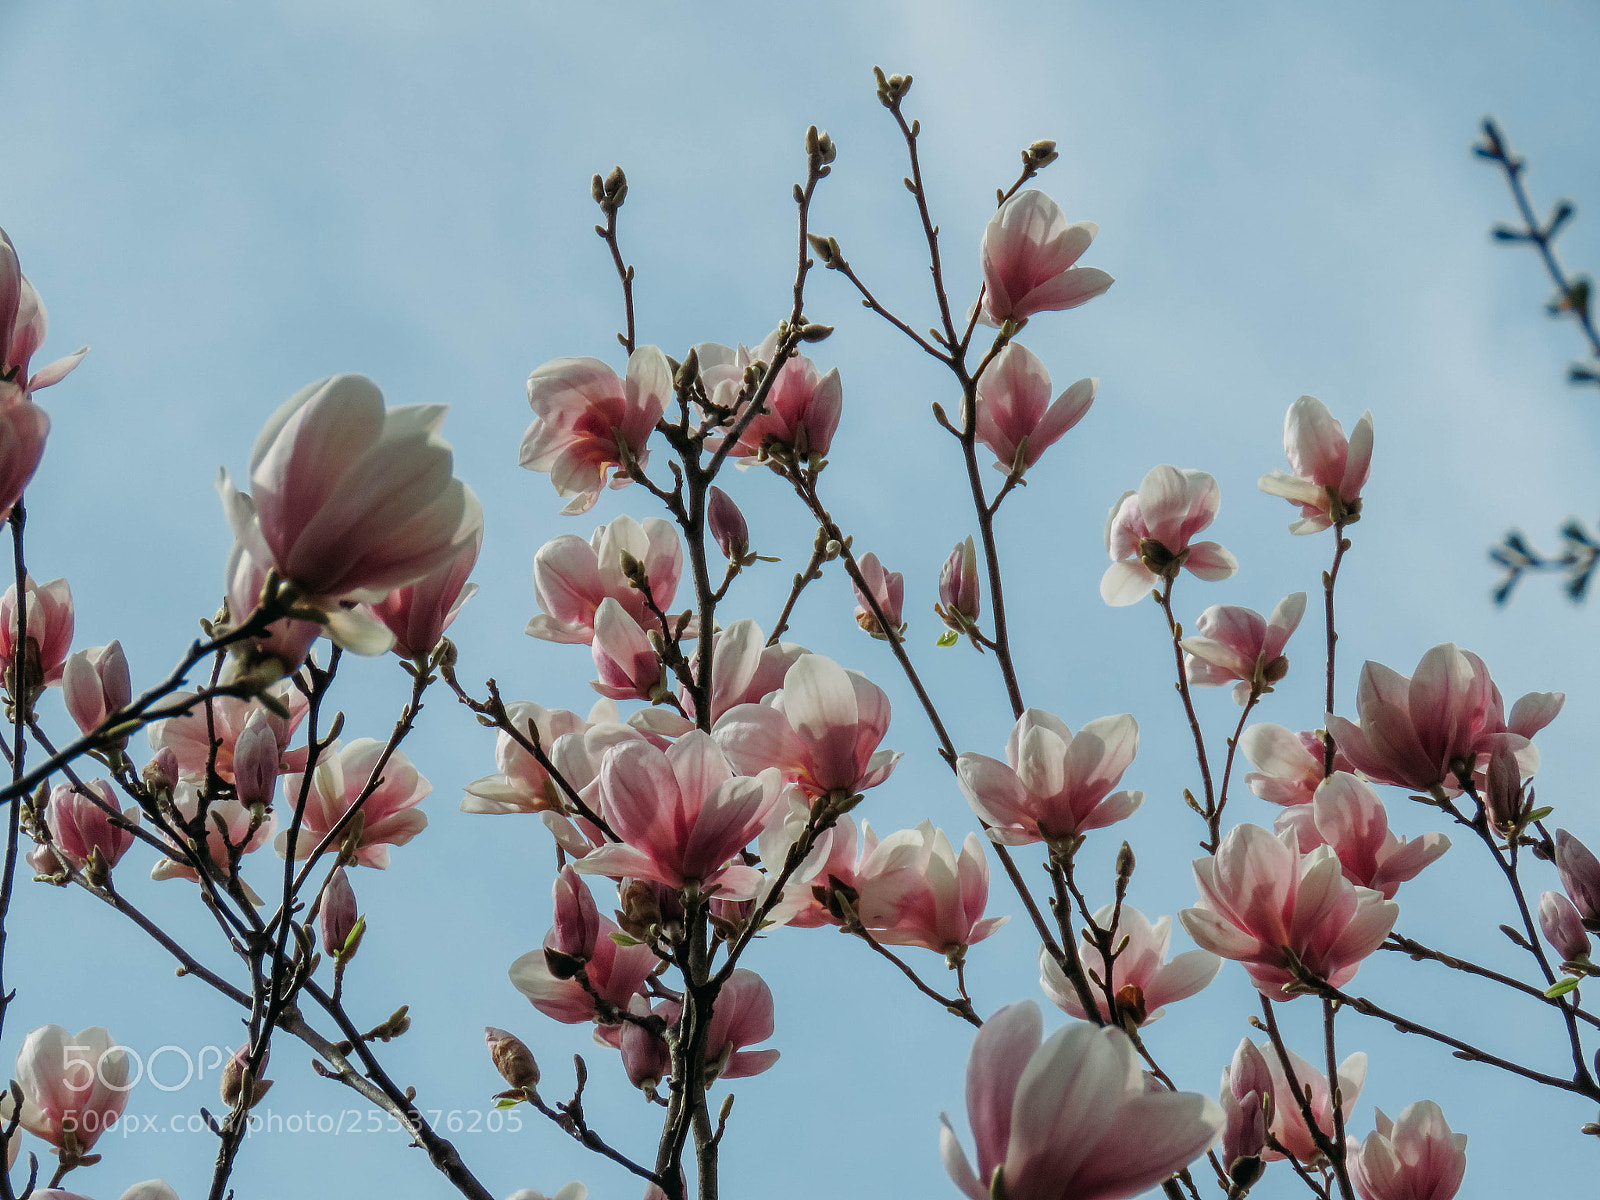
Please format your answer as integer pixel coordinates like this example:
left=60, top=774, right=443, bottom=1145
left=1180, top=823, right=1398, bottom=1000
left=940, top=1000, right=1223, bottom=1200
left=977, top=191, right=1114, bottom=327
left=147, top=684, right=307, bottom=785
left=1555, top=830, right=1600, bottom=931
left=1273, top=773, right=1450, bottom=900
left=630, top=619, right=807, bottom=739
left=1040, top=905, right=1220, bottom=1026
left=521, top=346, right=671, bottom=514
left=936, top=536, right=982, bottom=634
left=756, top=798, right=865, bottom=929
left=118, top=1184, right=180, bottom=1200
left=956, top=709, right=1142, bottom=844
left=0, top=228, right=87, bottom=400
left=1259, top=395, right=1374, bottom=534
left=26, top=780, right=137, bottom=876
left=231, top=709, right=282, bottom=808
left=1182, top=593, right=1305, bottom=705
left=854, top=821, right=1008, bottom=955
left=62, top=641, right=132, bottom=741
left=620, top=995, right=675, bottom=1096
left=702, top=968, right=781, bottom=1083
left=0, top=396, right=50, bottom=524
left=508, top=905, right=655, bottom=1025
left=16, top=1024, right=129, bottom=1150
left=0, top=574, right=73, bottom=692
left=590, top=598, right=666, bottom=702
left=217, top=493, right=328, bottom=667
left=1220, top=1039, right=1273, bottom=1188
left=699, top=333, right=842, bottom=461
left=504, top=1187, right=586, bottom=1200
left=715, top=654, right=900, bottom=798
left=277, top=739, right=430, bottom=869
left=1101, top=466, right=1237, bottom=606
left=372, top=514, right=482, bottom=658
left=1325, top=644, right=1562, bottom=794
left=852, top=551, right=905, bottom=639
left=1540, top=891, right=1591, bottom=963
left=549, top=865, right=602, bottom=966
left=527, top=515, right=682, bottom=645
left=1259, top=1042, right=1366, bottom=1164
left=151, top=783, right=277, bottom=898
left=1349, top=1101, right=1468, bottom=1200
left=574, top=731, right=783, bottom=899
left=973, top=342, right=1097, bottom=474
left=1240, top=723, right=1352, bottom=806
left=460, top=700, right=595, bottom=815
left=236, top=374, right=482, bottom=624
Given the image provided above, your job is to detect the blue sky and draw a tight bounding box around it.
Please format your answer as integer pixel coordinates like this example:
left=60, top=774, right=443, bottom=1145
left=4, top=1, right=1600, bottom=1197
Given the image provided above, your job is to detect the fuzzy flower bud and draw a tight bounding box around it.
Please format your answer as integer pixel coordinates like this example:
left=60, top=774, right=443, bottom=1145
left=485, top=1027, right=540, bottom=1092
left=320, top=866, right=361, bottom=960
left=219, top=1045, right=273, bottom=1110
left=707, top=486, right=750, bottom=562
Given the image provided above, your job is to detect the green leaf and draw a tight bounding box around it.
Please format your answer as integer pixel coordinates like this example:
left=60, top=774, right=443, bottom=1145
left=493, top=1097, right=521, bottom=1109
left=1526, top=806, right=1555, bottom=823
left=1545, top=976, right=1581, bottom=999
left=936, top=631, right=959, bottom=648
left=609, top=930, right=642, bottom=947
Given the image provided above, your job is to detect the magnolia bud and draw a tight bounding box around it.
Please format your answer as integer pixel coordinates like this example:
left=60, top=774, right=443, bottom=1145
left=1556, top=830, right=1600, bottom=931
left=144, top=748, right=180, bottom=798
left=220, top=1045, right=273, bottom=1110
left=61, top=641, right=132, bottom=742
left=707, top=487, right=750, bottom=562
left=320, top=866, right=361, bottom=960
left=1541, top=890, right=1592, bottom=962
left=1485, top=743, right=1529, bottom=834
left=551, top=865, right=600, bottom=960
left=485, top=1027, right=540, bottom=1091
left=936, top=536, right=981, bottom=631
left=232, top=710, right=281, bottom=808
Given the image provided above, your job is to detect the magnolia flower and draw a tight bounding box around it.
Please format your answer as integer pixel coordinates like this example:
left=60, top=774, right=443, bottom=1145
left=521, top=346, right=671, bottom=514
left=460, top=700, right=594, bottom=815
left=940, top=1000, right=1222, bottom=1200
left=147, top=684, right=307, bottom=784
left=589, top=598, right=665, bottom=702
left=16, top=1024, right=129, bottom=1150
left=1182, top=593, right=1305, bottom=704
left=1260, top=1042, right=1366, bottom=1163
left=508, top=905, right=655, bottom=1025
left=852, top=552, right=905, bottom=639
left=119, top=1184, right=180, bottom=1200
left=151, top=783, right=277, bottom=899
left=62, top=641, right=132, bottom=742
left=0, top=396, right=49, bottom=524
left=854, top=821, right=1008, bottom=955
left=218, top=499, right=328, bottom=670
left=1259, top=395, right=1373, bottom=534
left=0, top=228, right=87, bottom=400
left=630, top=619, right=807, bottom=738
left=277, top=739, right=430, bottom=868
left=231, top=374, right=481, bottom=648
left=0, top=574, right=73, bottom=694
left=715, top=654, right=899, bottom=798
left=956, top=709, right=1141, bottom=844
left=1101, top=466, right=1237, bottom=606
left=1349, top=1101, right=1467, bottom=1200
left=574, top=732, right=783, bottom=899
left=977, top=191, right=1114, bottom=327
left=973, top=343, right=1097, bottom=475
left=1325, top=644, right=1562, bottom=794
left=503, top=1185, right=586, bottom=1200
left=1040, top=905, right=1220, bottom=1026
left=26, top=780, right=136, bottom=876
left=371, top=514, right=482, bottom=659
left=1274, top=773, right=1450, bottom=900
left=527, top=515, right=682, bottom=645
left=1240, top=724, right=1351, bottom=807
left=699, top=333, right=842, bottom=461
left=701, top=968, right=781, bottom=1084
left=1180, top=824, right=1397, bottom=1000
left=619, top=995, right=675, bottom=1096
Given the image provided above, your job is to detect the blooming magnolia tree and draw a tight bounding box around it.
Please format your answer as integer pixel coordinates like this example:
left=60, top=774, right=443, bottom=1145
left=0, top=68, right=1593, bottom=1200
